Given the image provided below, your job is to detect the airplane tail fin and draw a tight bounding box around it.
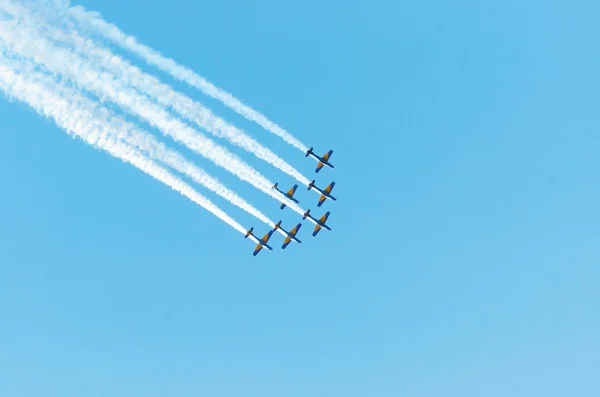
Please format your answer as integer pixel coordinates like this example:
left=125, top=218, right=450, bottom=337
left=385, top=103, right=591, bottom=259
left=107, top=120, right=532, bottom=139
left=303, top=209, right=310, bottom=220
left=307, top=180, right=315, bottom=191
left=245, top=227, right=254, bottom=238
left=305, top=147, right=313, bottom=157
left=280, top=202, right=287, bottom=210
left=275, top=220, right=282, bottom=229
left=273, top=182, right=278, bottom=189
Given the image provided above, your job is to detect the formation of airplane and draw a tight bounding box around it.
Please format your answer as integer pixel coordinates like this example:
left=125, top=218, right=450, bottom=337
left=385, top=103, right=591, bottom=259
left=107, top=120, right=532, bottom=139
left=305, top=147, right=334, bottom=173
left=245, top=146, right=337, bottom=255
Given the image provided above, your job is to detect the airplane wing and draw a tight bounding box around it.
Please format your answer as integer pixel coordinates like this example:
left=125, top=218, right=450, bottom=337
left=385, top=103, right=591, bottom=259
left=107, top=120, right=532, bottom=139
left=312, top=225, right=322, bottom=236
left=290, top=223, right=302, bottom=236
left=253, top=244, right=263, bottom=256
left=261, top=229, right=274, bottom=243
left=282, top=236, right=292, bottom=249
left=320, top=211, right=331, bottom=224
left=324, top=182, right=335, bottom=194
left=317, top=195, right=327, bottom=207
left=315, top=162, right=324, bottom=173
left=287, top=185, right=298, bottom=196
left=322, top=150, right=333, bottom=161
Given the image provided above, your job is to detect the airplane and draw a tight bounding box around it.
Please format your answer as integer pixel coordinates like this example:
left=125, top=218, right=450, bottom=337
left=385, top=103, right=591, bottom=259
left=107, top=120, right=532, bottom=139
left=307, top=180, right=336, bottom=207
left=302, top=210, right=332, bottom=236
left=245, top=227, right=275, bottom=256
left=273, top=221, right=302, bottom=249
left=305, top=147, right=334, bottom=173
left=273, top=183, right=299, bottom=210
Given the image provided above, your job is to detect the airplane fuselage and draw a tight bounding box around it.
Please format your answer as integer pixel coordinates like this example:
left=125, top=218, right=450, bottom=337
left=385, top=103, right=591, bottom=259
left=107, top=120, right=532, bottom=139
left=274, top=187, right=300, bottom=203
left=304, top=215, right=332, bottom=231
left=274, top=225, right=301, bottom=244
left=312, top=186, right=336, bottom=201
left=308, top=152, right=334, bottom=169
left=248, top=234, right=273, bottom=251
left=308, top=183, right=337, bottom=202
left=285, top=231, right=302, bottom=244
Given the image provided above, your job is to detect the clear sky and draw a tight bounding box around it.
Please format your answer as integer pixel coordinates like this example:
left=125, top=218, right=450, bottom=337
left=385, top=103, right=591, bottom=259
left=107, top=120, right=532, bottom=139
left=1, top=0, right=599, bottom=396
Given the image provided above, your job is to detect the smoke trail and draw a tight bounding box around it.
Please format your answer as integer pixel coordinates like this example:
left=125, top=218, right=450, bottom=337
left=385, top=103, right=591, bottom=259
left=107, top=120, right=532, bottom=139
left=64, top=3, right=308, bottom=152
left=0, top=52, right=277, bottom=228
left=8, top=1, right=310, bottom=185
left=0, top=17, right=306, bottom=215
left=0, top=59, right=248, bottom=235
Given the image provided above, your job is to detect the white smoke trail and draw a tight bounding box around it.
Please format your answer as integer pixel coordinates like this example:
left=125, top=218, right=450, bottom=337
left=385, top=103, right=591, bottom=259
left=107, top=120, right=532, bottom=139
left=0, top=51, right=277, bottom=228
left=0, top=16, right=306, bottom=215
left=0, top=59, right=248, bottom=235
left=65, top=2, right=309, bottom=152
left=1, top=0, right=310, bottom=185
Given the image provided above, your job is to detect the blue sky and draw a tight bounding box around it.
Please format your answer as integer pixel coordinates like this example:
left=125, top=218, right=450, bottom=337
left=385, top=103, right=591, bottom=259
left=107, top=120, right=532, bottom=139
left=1, top=0, right=599, bottom=396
